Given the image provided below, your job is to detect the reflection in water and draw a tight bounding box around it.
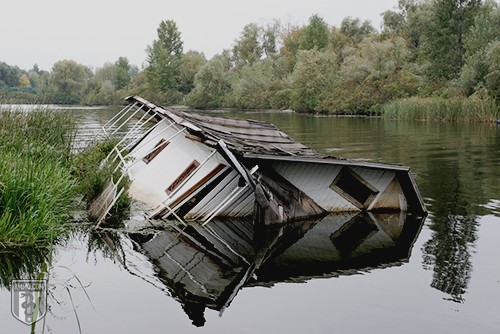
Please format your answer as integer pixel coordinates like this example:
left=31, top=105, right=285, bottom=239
left=0, top=247, right=50, bottom=288
left=421, top=159, right=478, bottom=303
left=119, top=213, right=425, bottom=327
left=77, top=109, right=498, bottom=309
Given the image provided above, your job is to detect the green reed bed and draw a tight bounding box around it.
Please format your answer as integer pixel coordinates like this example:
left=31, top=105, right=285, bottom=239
left=0, top=109, right=78, bottom=246
left=383, top=96, right=499, bottom=122
left=71, top=138, right=131, bottom=225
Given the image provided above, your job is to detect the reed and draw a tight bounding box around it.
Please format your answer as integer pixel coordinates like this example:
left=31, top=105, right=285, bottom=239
left=71, top=139, right=131, bottom=225
left=383, top=96, right=499, bottom=123
left=0, top=108, right=78, bottom=246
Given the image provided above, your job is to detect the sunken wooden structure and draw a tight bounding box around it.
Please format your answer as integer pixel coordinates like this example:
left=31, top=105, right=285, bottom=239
left=92, top=96, right=426, bottom=225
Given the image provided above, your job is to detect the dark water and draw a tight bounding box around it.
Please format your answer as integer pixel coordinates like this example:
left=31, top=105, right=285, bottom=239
left=1, top=109, right=499, bottom=333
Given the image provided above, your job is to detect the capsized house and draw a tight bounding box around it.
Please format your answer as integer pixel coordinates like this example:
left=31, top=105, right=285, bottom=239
left=91, top=96, right=427, bottom=225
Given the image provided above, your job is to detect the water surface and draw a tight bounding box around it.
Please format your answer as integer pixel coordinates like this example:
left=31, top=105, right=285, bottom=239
left=0, top=109, right=499, bottom=333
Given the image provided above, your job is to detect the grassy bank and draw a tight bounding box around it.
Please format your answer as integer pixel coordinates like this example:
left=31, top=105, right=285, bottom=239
left=383, top=96, right=499, bottom=123
left=0, top=108, right=129, bottom=246
left=0, top=109, right=78, bottom=246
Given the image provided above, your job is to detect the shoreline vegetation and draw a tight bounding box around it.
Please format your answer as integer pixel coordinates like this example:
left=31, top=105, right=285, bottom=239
left=1, top=0, right=499, bottom=122
left=383, top=95, right=499, bottom=123
left=0, top=108, right=127, bottom=247
left=0, top=109, right=77, bottom=246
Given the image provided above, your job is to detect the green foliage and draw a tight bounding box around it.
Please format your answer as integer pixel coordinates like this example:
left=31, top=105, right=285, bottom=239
left=0, top=109, right=78, bottom=246
left=115, top=57, right=133, bottom=90
left=232, top=23, right=263, bottom=67
left=382, top=0, right=426, bottom=50
left=178, top=51, right=207, bottom=94
left=457, top=46, right=490, bottom=95
left=186, top=54, right=232, bottom=108
left=299, top=14, right=330, bottom=50
left=383, top=95, right=499, bottom=122
left=0, top=246, right=50, bottom=285
left=262, top=20, right=281, bottom=57
left=71, top=139, right=131, bottom=225
left=421, top=0, right=482, bottom=80
left=338, top=17, right=376, bottom=46
left=146, top=20, right=184, bottom=98
left=0, top=62, right=23, bottom=88
left=280, top=26, right=305, bottom=72
left=83, top=57, right=137, bottom=105
left=18, top=74, right=31, bottom=88
left=50, top=60, right=91, bottom=104
left=325, top=37, right=423, bottom=114
left=463, top=0, right=500, bottom=58
left=288, top=49, right=339, bottom=112
left=484, top=41, right=500, bottom=100
left=226, top=59, right=283, bottom=109
left=1, top=4, right=499, bottom=118
left=71, top=139, right=118, bottom=202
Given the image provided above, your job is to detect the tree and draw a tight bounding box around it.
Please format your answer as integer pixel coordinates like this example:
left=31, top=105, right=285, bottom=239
left=115, top=57, right=133, bottom=90
left=484, top=41, right=500, bottom=100
left=186, top=53, right=232, bottom=108
left=288, top=49, right=339, bottom=112
left=178, top=51, right=206, bottom=94
left=232, top=23, right=263, bottom=67
left=299, top=14, right=330, bottom=50
left=330, top=17, right=376, bottom=62
left=382, top=10, right=406, bottom=36
left=227, top=59, right=283, bottom=109
left=18, top=74, right=31, bottom=89
left=50, top=60, right=91, bottom=103
left=422, top=0, right=482, bottom=80
left=339, top=17, right=376, bottom=46
left=0, top=62, right=22, bottom=88
left=262, top=21, right=282, bottom=57
left=329, top=37, right=423, bottom=113
left=279, top=25, right=305, bottom=73
left=146, top=20, right=184, bottom=94
left=382, top=0, right=423, bottom=48
left=456, top=1, right=499, bottom=97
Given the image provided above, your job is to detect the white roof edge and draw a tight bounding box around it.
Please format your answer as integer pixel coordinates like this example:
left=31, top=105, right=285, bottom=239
left=243, top=154, right=411, bottom=171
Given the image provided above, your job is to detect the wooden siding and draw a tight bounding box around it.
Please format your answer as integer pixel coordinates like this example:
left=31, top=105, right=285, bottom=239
left=117, top=96, right=426, bottom=220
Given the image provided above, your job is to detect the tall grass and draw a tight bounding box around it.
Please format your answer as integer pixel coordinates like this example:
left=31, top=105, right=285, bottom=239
left=0, top=109, right=78, bottom=246
left=383, top=96, right=499, bottom=122
left=71, top=139, right=131, bottom=225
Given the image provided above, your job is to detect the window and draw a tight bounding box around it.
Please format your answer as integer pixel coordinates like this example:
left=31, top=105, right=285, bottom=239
left=143, top=139, right=169, bottom=164
left=330, top=167, right=379, bottom=209
left=166, top=160, right=200, bottom=194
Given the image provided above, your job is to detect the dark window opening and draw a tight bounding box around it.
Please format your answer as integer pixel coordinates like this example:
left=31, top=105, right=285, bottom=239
left=330, top=167, right=378, bottom=209
left=143, top=139, right=169, bottom=164
left=166, top=160, right=200, bottom=195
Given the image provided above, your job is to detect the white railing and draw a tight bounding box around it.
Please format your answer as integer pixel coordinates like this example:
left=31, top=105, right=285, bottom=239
left=95, top=100, right=160, bottom=225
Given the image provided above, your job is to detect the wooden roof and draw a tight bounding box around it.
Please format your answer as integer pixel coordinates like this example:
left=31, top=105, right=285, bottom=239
left=126, top=96, right=323, bottom=158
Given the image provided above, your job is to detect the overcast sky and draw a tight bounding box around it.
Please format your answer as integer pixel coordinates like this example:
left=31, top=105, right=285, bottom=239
left=1, top=0, right=401, bottom=71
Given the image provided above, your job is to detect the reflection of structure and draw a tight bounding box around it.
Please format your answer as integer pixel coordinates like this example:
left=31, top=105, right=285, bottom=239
left=128, top=213, right=425, bottom=327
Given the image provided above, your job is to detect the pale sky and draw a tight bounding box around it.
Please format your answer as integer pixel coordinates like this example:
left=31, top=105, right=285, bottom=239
left=1, top=0, right=401, bottom=71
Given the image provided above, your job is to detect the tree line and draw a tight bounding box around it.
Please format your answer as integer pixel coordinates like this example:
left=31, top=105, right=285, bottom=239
left=1, top=0, right=499, bottom=114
